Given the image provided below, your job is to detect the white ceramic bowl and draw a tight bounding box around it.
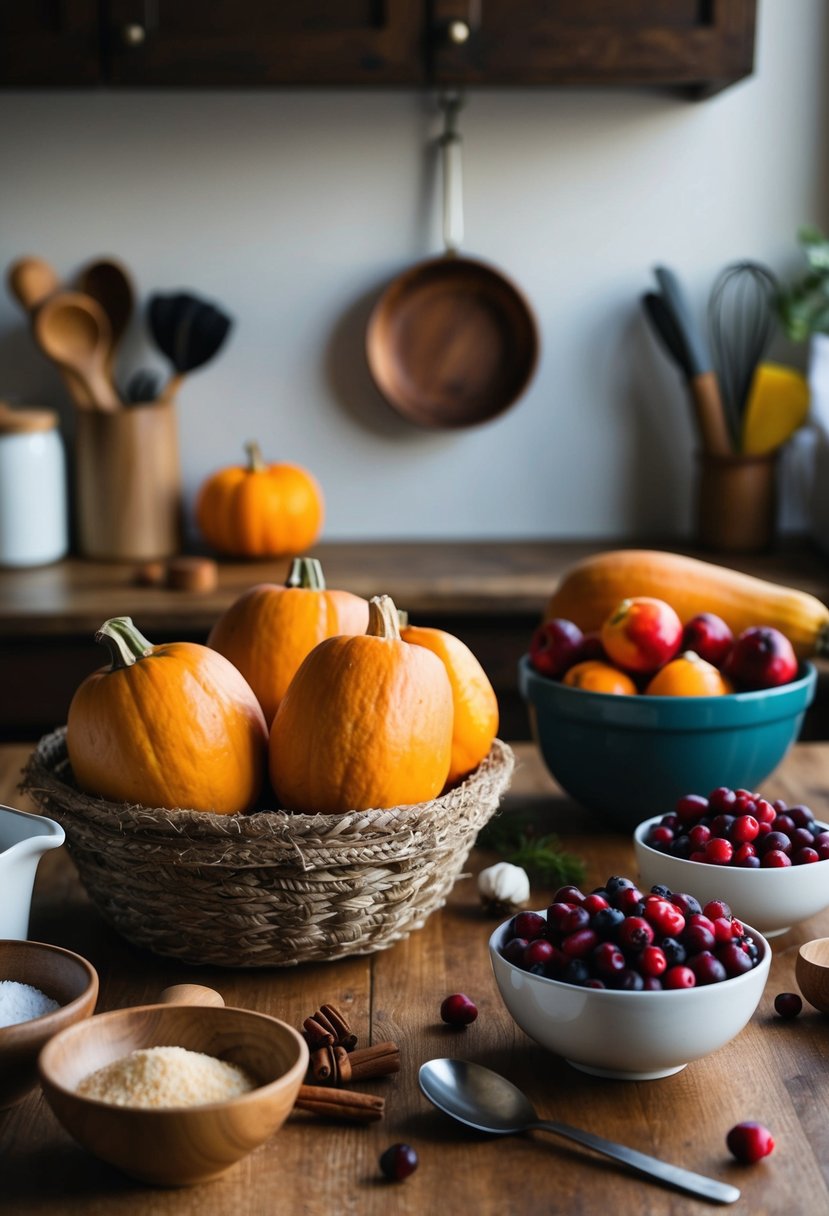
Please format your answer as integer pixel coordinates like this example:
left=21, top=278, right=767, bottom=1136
left=634, top=815, right=829, bottom=938
left=489, top=915, right=770, bottom=1080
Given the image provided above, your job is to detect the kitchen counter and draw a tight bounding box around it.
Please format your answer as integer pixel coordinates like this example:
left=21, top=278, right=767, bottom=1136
left=2, top=538, right=828, bottom=740
left=2, top=738, right=829, bottom=1215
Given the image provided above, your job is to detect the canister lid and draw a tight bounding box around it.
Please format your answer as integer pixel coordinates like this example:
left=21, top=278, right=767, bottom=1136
left=0, top=401, right=59, bottom=434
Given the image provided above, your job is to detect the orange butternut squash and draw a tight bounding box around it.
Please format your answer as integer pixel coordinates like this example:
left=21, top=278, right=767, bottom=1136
left=66, top=617, right=268, bottom=815
left=400, top=620, right=498, bottom=784
left=545, top=550, right=829, bottom=659
left=207, top=557, right=369, bottom=726
left=269, top=595, right=453, bottom=814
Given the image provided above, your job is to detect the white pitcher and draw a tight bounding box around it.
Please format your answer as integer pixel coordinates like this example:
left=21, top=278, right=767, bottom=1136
left=0, top=804, right=64, bottom=939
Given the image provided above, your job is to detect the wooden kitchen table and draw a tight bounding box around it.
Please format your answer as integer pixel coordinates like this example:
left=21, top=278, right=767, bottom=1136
left=2, top=741, right=828, bottom=1216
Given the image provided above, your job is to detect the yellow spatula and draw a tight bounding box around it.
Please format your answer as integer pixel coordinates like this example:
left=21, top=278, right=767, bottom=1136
left=741, top=363, right=810, bottom=454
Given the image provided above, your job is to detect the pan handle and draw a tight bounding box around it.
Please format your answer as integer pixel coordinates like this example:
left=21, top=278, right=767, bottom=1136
left=439, top=92, right=465, bottom=255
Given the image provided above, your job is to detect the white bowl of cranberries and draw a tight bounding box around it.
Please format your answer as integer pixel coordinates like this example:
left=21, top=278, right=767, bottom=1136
left=634, top=787, right=829, bottom=938
left=489, top=875, right=770, bottom=1080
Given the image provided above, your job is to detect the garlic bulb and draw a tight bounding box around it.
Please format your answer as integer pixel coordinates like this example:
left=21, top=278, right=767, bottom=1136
left=477, top=861, right=530, bottom=915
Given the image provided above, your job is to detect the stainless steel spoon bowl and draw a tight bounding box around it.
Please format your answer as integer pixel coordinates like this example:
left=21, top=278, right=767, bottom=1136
left=418, top=1059, right=739, bottom=1205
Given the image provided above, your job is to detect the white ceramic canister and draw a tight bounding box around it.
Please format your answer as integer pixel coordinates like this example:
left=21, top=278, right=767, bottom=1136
left=0, top=402, right=68, bottom=566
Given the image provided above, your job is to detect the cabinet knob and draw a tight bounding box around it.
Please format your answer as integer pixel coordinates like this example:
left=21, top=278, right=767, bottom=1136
left=446, top=20, right=471, bottom=45
left=122, top=23, right=147, bottom=47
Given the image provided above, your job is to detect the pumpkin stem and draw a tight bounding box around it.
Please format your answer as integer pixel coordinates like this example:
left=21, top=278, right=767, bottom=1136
left=397, top=608, right=409, bottom=628
left=244, top=440, right=266, bottom=474
left=286, top=556, right=326, bottom=591
left=95, top=616, right=154, bottom=670
left=367, top=595, right=402, bottom=641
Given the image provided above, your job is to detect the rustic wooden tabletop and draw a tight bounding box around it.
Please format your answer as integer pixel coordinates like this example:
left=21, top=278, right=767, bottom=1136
left=2, top=740, right=828, bottom=1216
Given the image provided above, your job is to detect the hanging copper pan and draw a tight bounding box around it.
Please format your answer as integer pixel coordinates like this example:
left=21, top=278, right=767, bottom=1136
left=366, top=96, right=540, bottom=429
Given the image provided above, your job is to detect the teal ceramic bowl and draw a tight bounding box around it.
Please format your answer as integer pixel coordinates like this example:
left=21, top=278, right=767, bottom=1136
left=518, top=655, right=817, bottom=831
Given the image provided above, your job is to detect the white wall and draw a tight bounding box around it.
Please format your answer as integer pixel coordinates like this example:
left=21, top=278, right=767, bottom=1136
left=1, top=1, right=827, bottom=543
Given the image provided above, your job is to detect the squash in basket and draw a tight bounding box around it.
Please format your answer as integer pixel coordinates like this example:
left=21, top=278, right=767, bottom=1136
left=66, top=617, right=268, bottom=815
left=208, top=557, right=369, bottom=725
left=269, top=595, right=453, bottom=814
left=400, top=619, right=498, bottom=785
left=195, top=440, right=324, bottom=557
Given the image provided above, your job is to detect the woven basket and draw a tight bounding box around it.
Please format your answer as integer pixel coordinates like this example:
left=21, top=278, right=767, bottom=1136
left=22, top=729, right=514, bottom=968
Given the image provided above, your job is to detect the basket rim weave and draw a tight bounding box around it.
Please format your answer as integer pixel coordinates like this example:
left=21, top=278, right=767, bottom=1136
left=21, top=730, right=515, bottom=967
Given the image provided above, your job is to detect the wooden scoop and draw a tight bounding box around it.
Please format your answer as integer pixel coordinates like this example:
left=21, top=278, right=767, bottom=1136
left=6, top=256, right=95, bottom=410
left=77, top=257, right=135, bottom=379
left=33, top=291, right=121, bottom=410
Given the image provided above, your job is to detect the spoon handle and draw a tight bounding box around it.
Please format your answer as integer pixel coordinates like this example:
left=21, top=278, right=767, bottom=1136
left=530, top=1120, right=740, bottom=1205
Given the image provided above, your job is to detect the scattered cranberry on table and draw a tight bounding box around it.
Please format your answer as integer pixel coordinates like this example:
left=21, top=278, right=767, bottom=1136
left=440, top=993, right=478, bottom=1026
left=499, top=876, right=762, bottom=990
left=379, top=1143, right=419, bottom=1181
left=726, top=1121, right=775, bottom=1164
left=773, top=992, right=803, bottom=1019
left=644, top=789, right=829, bottom=867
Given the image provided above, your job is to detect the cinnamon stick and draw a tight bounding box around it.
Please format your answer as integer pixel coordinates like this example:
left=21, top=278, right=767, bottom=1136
left=348, top=1042, right=400, bottom=1082
left=295, top=1084, right=384, bottom=1122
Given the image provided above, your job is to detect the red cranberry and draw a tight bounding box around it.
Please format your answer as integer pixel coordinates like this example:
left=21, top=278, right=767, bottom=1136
left=511, top=911, right=547, bottom=941
left=717, top=942, right=755, bottom=978
left=592, top=941, right=626, bottom=978
left=689, top=951, right=727, bottom=985
left=617, top=916, right=654, bottom=951
left=546, top=902, right=577, bottom=934
left=762, top=849, right=792, bottom=868
left=731, top=815, right=759, bottom=843
left=676, top=793, right=710, bottom=823
left=760, top=831, right=791, bottom=855
left=582, top=893, right=609, bottom=915
left=818, top=842, right=829, bottom=861
left=523, top=939, right=556, bottom=969
left=793, top=846, right=820, bottom=865
left=704, top=837, right=733, bottom=865
left=754, top=799, right=776, bottom=824
left=688, top=824, right=712, bottom=849
left=552, top=884, right=586, bottom=905
left=774, top=992, right=803, bottom=1019
left=379, top=1143, right=419, bottom=1181
left=664, top=965, right=696, bottom=989
left=703, top=899, right=732, bottom=921
left=789, top=805, right=815, bottom=828
left=584, top=978, right=606, bottom=989
left=502, top=936, right=529, bottom=964
left=709, top=786, right=737, bottom=812
left=440, top=993, right=478, bottom=1026
left=669, top=891, right=702, bottom=917
left=648, top=825, right=674, bottom=849
left=644, top=898, right=686, bottom=938
left=772, top=813, right=796, bottom=836
left=712, top=916, right=738, bottom=943
left=682, top=923, right=716, bottom=953
left=561, top=928, right=599, bottom=958
left=642, top=976, right=664, bottom=991
left=613, top=885, right=645, bottom=914
left=733, top=842, right=758, bottom=866
left=639, top=945, right=667, bottom=977
left=726, top=1121, right=775, bottom=1164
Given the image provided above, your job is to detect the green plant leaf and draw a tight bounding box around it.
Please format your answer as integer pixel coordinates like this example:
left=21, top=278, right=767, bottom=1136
left=477, top=814, right=586, bottom=887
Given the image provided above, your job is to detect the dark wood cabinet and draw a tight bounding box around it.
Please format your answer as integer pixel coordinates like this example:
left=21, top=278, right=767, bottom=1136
left=0, top=1, right=756, bottom=95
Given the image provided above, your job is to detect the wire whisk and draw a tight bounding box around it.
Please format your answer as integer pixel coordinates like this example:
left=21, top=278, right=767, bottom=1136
left=707, top=260, right=779, bottom=444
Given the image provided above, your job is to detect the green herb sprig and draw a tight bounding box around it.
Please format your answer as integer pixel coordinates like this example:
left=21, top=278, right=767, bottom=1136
left=477, top=814, right=585, bottom=888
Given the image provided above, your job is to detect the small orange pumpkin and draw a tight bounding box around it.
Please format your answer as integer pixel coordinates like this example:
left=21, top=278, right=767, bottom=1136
left=400, top=618, right=499, bottom=784
left=66, top=616, right=268, bottom=814
left=195, top=440, right=324, bottom=558
left=208, top=556, right=369, bottom=726
left=269, top=595, right=453, bottom=814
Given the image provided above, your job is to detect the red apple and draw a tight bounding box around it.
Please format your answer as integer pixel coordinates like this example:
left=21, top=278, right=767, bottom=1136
left=681, top=613, right=733, bottom=668
left=574, top=630, right=606, bottom=664
left=601, top=597, right=683, bottom=674
left=724, top=626, right=798, bottom=690
left=530, top=619, right=583, bottom=679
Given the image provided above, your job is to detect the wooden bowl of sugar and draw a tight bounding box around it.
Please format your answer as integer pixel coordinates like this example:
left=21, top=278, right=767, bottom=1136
left=0, top=939, right=99, bottom=1108
left=38, top=984, right=309, bottom=1186
left=796, top=938, right=829, bottom=1013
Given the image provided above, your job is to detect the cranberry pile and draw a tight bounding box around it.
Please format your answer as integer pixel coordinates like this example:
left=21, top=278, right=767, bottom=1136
left=500, top=876, right=763, bottom=990
left=643, top=788, right=829, bottom=868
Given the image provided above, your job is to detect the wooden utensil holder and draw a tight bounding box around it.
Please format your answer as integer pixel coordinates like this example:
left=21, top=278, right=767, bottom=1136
left=696, top=451, right=778, bottom=555
left=75, top=401, right=182, bottom=561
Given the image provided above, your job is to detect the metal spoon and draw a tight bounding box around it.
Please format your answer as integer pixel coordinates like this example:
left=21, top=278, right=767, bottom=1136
left=33, top=290, right=121, bottom=411
left=419, top=1059, right=740, bottom=1206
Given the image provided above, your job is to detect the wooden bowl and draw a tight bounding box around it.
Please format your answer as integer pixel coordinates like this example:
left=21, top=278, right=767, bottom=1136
left=796, top=938, right=829, bottom=1013
left=0, top=939, right=98, bottom=1108
left=38, top=985, right=309, bottom=1186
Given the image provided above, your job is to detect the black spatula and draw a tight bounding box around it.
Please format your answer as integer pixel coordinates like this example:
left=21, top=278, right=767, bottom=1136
left=147, top=291, right=234, bottom=399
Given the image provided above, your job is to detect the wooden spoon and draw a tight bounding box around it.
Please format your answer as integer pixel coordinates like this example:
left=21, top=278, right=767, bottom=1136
left=6, top=257, right=95, bottom=409
left=33, top=291, right=121, bottom=410
left=77, top=257, right=135, bottom=378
